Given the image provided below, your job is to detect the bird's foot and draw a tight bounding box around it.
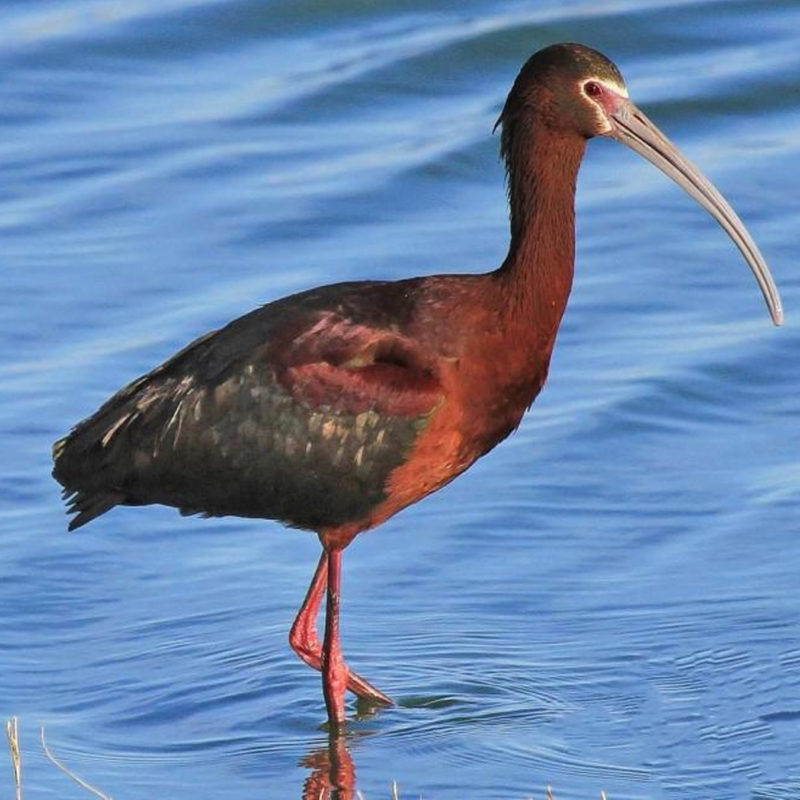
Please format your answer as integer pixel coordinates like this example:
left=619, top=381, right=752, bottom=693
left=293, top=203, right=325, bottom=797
left=291, top=640, right=393, bottom=706
left=346, top=669, right=393, bottom=707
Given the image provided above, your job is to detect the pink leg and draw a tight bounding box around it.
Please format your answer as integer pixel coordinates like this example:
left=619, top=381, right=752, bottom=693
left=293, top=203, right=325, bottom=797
left=322, top=548, right=347, bottom=727
left=289, top=551, right=392, bottom=706
left=289, top=551, right=328, bottom=668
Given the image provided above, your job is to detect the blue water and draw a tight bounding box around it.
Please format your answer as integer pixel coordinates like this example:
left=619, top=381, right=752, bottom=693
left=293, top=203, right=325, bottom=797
left=2, top=1, right=799, bottom=798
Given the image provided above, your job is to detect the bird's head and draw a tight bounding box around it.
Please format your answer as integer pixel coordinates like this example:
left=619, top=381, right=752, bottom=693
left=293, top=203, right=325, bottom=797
left=497, top=42, right=783, bottom=326
left=498, top=42, right=629, bottom=139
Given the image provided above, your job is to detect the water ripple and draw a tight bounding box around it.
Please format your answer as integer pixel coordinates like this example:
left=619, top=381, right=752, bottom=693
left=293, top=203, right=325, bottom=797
left=2, top=1, right=799, bottom=798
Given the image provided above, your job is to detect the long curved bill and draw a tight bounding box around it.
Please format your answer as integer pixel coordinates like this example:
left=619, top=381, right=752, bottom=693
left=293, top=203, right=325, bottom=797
left=607, top=100, right=783, bottom=326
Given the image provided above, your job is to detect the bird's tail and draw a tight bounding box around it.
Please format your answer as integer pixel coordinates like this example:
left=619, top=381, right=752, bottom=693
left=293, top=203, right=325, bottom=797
left=52, top=424, right=128, bottom=530
left=51, top=380, right=150, bottom=530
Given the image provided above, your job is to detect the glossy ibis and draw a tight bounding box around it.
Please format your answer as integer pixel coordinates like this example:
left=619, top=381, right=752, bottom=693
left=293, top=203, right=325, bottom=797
left=53, top=43, right=783, bottom=728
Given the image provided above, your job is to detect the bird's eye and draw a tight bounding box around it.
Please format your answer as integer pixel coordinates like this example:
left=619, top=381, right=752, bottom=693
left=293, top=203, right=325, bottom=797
left=584, top=81, right=602, bottom=98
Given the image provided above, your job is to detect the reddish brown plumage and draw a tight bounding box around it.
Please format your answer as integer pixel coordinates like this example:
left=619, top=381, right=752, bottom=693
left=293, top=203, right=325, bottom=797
left=53, top=45, right=587, bottom=727
left=53, top=42, right=781, bottom=730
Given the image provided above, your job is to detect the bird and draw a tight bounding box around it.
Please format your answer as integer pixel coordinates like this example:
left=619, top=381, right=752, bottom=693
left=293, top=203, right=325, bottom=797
left=53, top=42, right=783, bottom=729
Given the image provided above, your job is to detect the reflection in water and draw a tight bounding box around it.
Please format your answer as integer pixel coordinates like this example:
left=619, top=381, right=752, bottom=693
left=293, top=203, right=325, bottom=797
left=300, top=701, right=387, bottom=798
left=301, top=731, right=356, bottom=800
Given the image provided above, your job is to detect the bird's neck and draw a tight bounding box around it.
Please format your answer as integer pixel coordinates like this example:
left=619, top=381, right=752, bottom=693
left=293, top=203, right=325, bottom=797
left=495, top=124, right=586, bottom=339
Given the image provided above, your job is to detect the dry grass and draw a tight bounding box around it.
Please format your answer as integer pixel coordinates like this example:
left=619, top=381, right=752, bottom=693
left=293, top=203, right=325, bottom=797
left=40, top=726, right=113, bottom=799
left=6, top=717, right=21, bottom=800
left=6, top=719, right=113, bottom=799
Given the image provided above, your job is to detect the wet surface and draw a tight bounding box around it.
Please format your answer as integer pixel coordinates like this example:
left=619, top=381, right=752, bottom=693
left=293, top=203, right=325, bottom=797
left=1, top=1, right=799, bottom=797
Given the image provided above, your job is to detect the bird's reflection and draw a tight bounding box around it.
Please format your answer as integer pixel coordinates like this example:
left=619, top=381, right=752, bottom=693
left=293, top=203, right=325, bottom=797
left=300, top=700, right=386, bottom=799
left=301, top=729, right=356, bottom=800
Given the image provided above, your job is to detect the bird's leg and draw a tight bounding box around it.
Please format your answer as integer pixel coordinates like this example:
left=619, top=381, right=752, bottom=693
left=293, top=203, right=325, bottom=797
left=322, top=548, right=348, bottom=728
left=289, top=550, right=328, bottom=667
left=289, top=551, right=393, bottom=707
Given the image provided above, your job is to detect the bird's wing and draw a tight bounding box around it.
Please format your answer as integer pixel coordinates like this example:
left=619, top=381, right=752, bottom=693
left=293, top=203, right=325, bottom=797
left=268, top=308, right=442, bottom=418
left=54, top=290, right=445, bottom=530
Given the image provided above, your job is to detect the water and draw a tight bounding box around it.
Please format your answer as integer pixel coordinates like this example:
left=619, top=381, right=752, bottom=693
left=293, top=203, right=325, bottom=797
left=1, top=1, right=799, bottom=797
